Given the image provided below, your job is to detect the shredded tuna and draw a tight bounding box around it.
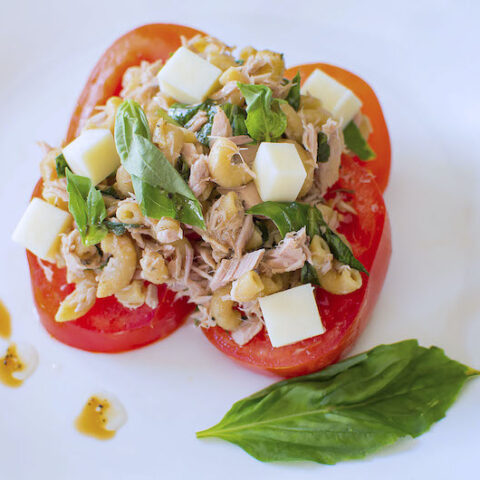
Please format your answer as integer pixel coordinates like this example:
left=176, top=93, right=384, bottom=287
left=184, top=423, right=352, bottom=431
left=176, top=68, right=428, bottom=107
left=210, top=249, right=265, bottom=291
left=261, top=228, right=310, bottom=275
left=189, top=156, right=211, bottom=198
left=218, top=182, right=262, bottom=209
left=234, top=215, right=254, bottom=256
left=225, top=135, right=253, bottom=145
left=121, top=59, right=163, bottom=107
left=37, top=258, right=53, bottom=282
left=210, top=108, right=232, bottom=138
left=181, top=142, right=204, bottom=166
left=231, top=317, right=263, bottom=346
left=315, top=119, right=344, bottom=196
left=187, top=111, right=208, bottom=133
left=302, top=123, right=318, bottom=162
left=145, top=284, right=159, bottom=309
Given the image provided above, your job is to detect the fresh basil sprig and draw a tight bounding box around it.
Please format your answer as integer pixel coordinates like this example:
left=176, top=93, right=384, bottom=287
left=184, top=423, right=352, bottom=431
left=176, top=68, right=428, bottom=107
left=285, top=71, right=301, bottom=111
left=197, top=340, right=479, bottom=464
left=221, top=103, right=248, bottom=136
left=300, top=261, right=320, bottom=285
left=103, top=220, right=141, bottom=236
left=66, top=169, right=107, bottom=246
left=247, top=201, right=367, bottom=274
left=237, top=83, right=287, bottom=142
left=115, top=100, right=205, bottom=229
left=343, top=120, right=376, bottom=161
left=55, top=153, right=68, bottom=178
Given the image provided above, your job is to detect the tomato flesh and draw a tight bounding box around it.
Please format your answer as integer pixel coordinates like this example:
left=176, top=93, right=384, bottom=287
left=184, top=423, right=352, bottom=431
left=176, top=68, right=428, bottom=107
left=285, top=63, right=391, bottom=192
left=203, top=156, right=391, bottom=377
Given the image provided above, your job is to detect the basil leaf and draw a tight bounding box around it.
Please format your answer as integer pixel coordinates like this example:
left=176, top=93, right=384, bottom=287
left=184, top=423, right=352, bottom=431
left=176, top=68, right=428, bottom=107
left=221, top=103, right=248, bottom=136
left=115, top=100, right=205, bottom=228
left=66, top=169, right=107, bottom=246
left=194, top=102, right=217, bottom=146
left=317, top=131, right=330, bottom=163
left=343, top=120, right=376, bottom=161
left=55, top=153, right=68, bottom=178
left=247, top=201, right=368, bottom=274
left=237, top=83, right=287, bottom=142
left=168, top=102, right=204, bottom=126
left=156, top=107, right=182, bottom=127
left=103, top=220, right=141, bottom=236
left=100, top=186, right=123, bottom=200
left=285, top=72, right=301, bottom=111
left=300, top=261, right=320, bottom=286
left=176, top=156, right=190, bottom=182
left=197, top=340, right=479, bottom=464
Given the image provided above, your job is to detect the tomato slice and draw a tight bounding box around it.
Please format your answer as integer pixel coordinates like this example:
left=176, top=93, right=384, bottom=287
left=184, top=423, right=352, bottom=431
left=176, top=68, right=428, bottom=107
left=284, top=64, right=391, bottom=192
left=28, top=24, right=206, bottom=352
left=203, top=156, right=391, bottom=377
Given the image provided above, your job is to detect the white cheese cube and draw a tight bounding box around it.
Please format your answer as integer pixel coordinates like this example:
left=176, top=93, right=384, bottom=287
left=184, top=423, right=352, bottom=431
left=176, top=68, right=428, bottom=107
left=12, top=198, right=72, bottom=261
left=157, top=46, right=222, bottom=104
left=252, top=142, right=306, bottom=202
left=259, top=284, right=325, bottom=348
left=301, top=69, right=362, bottom=127
left=63, top=128, right=120, bottom=185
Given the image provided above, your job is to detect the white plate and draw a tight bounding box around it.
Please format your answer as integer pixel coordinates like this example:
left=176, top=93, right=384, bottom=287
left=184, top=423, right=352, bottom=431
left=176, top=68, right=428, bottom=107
left=1, top=1, right=479, bottom=479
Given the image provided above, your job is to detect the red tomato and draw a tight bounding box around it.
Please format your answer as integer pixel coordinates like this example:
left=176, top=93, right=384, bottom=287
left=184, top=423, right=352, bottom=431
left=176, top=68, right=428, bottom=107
left=285, top=64, right=391, bottom=192
left=28, top=24, right=206, bottom=352
left=203, top=156, right=391, bottom=377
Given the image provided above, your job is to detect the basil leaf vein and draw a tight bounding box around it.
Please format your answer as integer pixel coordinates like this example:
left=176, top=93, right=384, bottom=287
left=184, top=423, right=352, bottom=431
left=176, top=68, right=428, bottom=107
left=197, top=340, right=479, bottom=464
left=343, top=120, right=376, bottom=161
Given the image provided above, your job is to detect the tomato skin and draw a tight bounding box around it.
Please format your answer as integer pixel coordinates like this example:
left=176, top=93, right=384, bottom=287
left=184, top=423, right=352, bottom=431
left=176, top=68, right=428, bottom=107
left=66, top=23, right=205, bottom=143
left=203, top=156, right=391, bottom=377
left=284, top=63, right=391, bottom=193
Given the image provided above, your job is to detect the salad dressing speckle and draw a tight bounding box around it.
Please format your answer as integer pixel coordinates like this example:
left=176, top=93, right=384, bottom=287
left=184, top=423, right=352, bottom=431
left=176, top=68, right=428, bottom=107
left=75, top=396, right=116, bottom=440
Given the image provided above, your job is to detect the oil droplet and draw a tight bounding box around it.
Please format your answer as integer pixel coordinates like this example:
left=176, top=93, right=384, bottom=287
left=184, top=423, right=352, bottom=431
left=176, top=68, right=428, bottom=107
left=0, top=342, right=38, bottom=388
left=0, top=300, right=11, bottom=339
left=0, top=344, right=23, bottom=387
left=75, top=394, right=127, bottom=440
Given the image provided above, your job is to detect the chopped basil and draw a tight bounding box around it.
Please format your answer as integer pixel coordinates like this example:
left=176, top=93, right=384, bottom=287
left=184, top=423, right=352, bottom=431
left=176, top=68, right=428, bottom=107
left=237, top=83, right=287, bottom=142
left=66, top=169, right=107, bottom=246
left=197, top=340, right=479, bottom=464
left=316, top=131, right=330, bottom=163
left=285, top=72, right=301, bottom=111
left=103, top=220, right=141, bottom=236
left=300, top=261, right=320, bottom=286
left=115, top=100, right=205, bottom=229
left=55, top=153, right=68, bottom=178
left=247, top=201, right=368, bottom=274
left=176, top=156, right=190, bottom=183
left=221, top=103, right=248, bottom=136
left=343, top=120, right=376, bottom=161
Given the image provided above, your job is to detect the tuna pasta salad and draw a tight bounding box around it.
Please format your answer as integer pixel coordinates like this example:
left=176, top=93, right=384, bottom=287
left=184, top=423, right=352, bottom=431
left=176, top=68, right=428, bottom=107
left=13, top=27, right=391, bottom=375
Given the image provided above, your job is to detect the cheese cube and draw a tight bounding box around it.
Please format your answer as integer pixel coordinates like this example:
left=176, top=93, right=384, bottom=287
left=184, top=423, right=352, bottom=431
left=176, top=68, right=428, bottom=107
left=301, top=69, right=362, bottom=127
left=157, top=46, right=222, bottom=104
left=12, top=198, right=72, bottom=261
left=259, top=284, right=325, bottom=348
left=252, top=142, right=306, bottom=202
left=62, top=128, right=120, bottom=185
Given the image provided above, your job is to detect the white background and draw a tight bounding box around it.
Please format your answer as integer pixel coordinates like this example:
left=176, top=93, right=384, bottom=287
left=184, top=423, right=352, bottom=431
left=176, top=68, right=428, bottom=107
left=1, top=1, right=479, bottom=479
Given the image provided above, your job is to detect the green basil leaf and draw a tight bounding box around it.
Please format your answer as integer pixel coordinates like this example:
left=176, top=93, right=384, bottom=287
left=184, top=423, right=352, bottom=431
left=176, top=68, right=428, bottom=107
left=300, top=261, right=320, bottom=286
left=247, top=201, right=367, bottom=274
left=194, top=102, right=217, bottom=146
left=237, top=83, right=287, bottom=142
left=176, top=156, right=190, bottom=182
left=343, top=120, right=376, bottom=161
left=285, top=72, right=301, bottom=111
left=221, top=103, right=248, bottom=136
left=317, top=131, right=330, bottom=163
left=100, top=186, right=123, bottom=200
left=168, top=102, right=204, bottom=126
left=55, top=153, right=68, bottom=178
left=103, top=220, right=141, bottom=236
left=115, top=100, right=205, bottom=228
left=156, top=107, right=182, bottom=127
left=197, top=340, right=479, bottom=464
left=66, top=169, right=107, bottom=246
